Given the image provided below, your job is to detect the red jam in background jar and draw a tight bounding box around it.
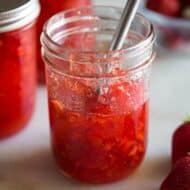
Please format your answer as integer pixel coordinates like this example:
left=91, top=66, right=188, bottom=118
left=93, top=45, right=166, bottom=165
left=41, top=6, right=155, bottom=183
left=37, top=0, right=92, bottom=83
left=0, top=0, right=40, bottom=139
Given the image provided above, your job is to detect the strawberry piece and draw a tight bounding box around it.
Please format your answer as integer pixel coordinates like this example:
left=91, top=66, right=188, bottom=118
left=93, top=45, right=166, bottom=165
left=172, top=121, right=190, bottom=164
left=147, top=0, right=180, bottom=17
left=160, top=156, right=190, bottom=190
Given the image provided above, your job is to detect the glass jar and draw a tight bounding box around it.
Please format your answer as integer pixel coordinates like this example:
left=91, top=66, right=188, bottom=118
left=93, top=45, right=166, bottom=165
left=0, top=0, right=40, bottom=139
left=41, top=6, right=155, bottom=183
left=37, top=0, right=92, bottom=83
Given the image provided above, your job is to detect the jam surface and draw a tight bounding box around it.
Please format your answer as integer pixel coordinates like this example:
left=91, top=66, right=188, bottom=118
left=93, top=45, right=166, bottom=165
left=47, top=68, right=149, bottom=183
left=0, top=23, right=37, bottom=139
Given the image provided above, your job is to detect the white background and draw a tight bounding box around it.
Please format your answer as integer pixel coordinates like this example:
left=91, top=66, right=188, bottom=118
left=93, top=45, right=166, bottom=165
left=0, top=0, right=190, bottom=189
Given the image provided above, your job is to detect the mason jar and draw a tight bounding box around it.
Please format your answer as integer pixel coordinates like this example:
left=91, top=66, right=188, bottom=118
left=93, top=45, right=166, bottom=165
left=0, top=0, right=40, bottom=139
left=41, top=6, right=155, bottom=183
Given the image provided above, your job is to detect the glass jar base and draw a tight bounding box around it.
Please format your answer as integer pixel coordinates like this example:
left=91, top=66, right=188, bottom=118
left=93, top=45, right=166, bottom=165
left=54, top=153, right=145, bottom=184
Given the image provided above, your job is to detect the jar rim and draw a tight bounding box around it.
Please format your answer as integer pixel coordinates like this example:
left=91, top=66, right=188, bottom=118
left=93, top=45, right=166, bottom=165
left=0, top=0, right=40, bottom=33
left=41, top=6, right=155, bottom=78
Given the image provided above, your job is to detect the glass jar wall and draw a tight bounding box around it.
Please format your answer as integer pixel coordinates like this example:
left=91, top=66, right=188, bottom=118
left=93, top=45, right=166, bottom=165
left=41, top=6, right=155, bottom=183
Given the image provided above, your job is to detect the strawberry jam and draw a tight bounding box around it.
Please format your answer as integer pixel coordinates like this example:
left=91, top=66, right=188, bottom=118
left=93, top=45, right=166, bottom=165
left=0, top=0, right=40, bottom=139
left=48, top=79, right=149, bottom=183
left=0, top=23, right=37, bottom=139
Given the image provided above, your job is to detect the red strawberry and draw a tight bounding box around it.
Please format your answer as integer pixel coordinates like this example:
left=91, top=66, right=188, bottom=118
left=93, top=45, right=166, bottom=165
left=160, top=156, right=190, bottom=190
left=147, top=0, right=180, bottom=17
left=172, top=120, right=190, bottom=164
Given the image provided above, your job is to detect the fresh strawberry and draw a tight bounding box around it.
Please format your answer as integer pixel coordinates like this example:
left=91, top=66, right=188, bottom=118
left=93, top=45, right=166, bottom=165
left=147, top=0, right=180, bottom=17
left=172, top=120, right=190, bottom=164
left=160, top=156, right=190, bottom=190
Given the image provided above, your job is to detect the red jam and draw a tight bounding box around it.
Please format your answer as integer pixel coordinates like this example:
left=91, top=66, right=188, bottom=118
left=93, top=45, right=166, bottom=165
left=0, top=23, right=37, bottom=139
left=37, top=0, right=92, bottom=83
left=48, top=73, right=148, bottom=183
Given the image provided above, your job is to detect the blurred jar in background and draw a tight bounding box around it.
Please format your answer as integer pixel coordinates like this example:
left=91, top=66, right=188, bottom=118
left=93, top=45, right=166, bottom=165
left=144, top=0, right=190, bottom=52
left=0, top=0, right=40, bottom=139
left=37, top=0, right=92, bottom=83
